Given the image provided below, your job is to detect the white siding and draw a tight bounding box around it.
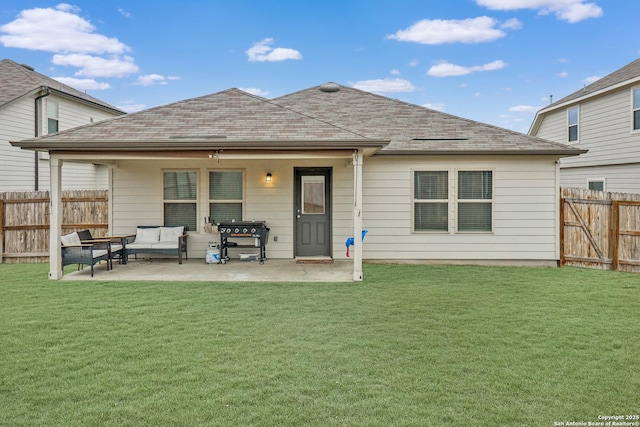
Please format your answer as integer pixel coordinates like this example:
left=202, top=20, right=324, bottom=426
left=111, top=158, right=353, bottom=261
left=534, top=86, right=640, bottom=192
left=560, top=163, right=640, bottom=193
left=361, top=156, right=559, bottom=262
left=0, top=93, right=119, bottom=191
left=111, top=155, right=560, bottom=263
left=0, top=96, right=37, bottom=191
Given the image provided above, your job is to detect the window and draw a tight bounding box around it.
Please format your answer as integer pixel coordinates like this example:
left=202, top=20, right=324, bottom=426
left=47, top=100, right=59, bottom=134
left=302, top=176, right=325, bottom=214
left=413, top=171, right=449, bottom=232
left=457, top=171, right=493, bottom=232
left=633, top=88, right=640, bottom=131
left=209, top=170, right=243, bottom=222
left=588, top=179, right=605, bottom=191
left=567, top=106, right=579, bottom=142
left=163, top=171, right=197, bottom=231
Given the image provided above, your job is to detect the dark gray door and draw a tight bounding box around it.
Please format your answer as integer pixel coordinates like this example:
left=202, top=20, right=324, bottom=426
left=294, top=167, right=332, bottom=257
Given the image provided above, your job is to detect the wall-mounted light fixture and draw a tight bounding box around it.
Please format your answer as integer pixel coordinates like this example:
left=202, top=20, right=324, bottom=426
left=266, top=172, right=272, bottom=182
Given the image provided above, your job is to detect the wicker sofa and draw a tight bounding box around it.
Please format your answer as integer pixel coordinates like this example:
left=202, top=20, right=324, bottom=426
left=124, top=225, right=188, bottom=264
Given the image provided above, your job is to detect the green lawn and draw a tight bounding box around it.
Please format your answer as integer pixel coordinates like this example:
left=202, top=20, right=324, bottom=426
left=1, top=263, right=638, bottom=426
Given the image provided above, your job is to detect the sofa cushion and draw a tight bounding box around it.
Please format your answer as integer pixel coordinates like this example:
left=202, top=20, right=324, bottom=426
left=159, top=226, right=184, bottom=243
left=135, top=227, right=160, bottom=243
left=91, top=249, right=109, bottom=258
left=151, top=242, right=179, bottom=250
left=61, top=232, right=81, bottom=246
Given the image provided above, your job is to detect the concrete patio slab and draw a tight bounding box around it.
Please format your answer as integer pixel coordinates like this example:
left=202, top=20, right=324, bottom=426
left=62, top=258, right=354, bottom=282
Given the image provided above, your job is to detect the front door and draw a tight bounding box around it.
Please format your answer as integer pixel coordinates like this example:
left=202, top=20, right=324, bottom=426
left=294, top=167, right=332, bottom=257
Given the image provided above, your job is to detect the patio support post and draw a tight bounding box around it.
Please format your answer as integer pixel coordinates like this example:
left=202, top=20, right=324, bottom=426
left=353, top=149, right=363, bottom=281
left=49, top=156, right=63, bottom=280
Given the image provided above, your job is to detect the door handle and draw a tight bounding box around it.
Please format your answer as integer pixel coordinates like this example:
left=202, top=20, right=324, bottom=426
left=297, top=215, right=301, bottom=219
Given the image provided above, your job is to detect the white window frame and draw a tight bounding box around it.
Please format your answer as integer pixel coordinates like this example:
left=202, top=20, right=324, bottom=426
left=412, top=169, right=450, bottom=233
left=567, top=106, right=579, bottom=143
left=162, top=169, right=198, bottom=231
left=632, top=87, right=640, bottom=132
left=587, top=178, right=606, bottom=192
left=455, top=169, right=494, bottom=234
left=208, top=169, right=245, bottom=223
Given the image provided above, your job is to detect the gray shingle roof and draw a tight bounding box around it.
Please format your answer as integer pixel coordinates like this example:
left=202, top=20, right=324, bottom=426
left=275, top=83, right=582, bottom=155
left=14, top=88, right=383, bottom=150
left=0, top=58, right=124, bottom=113
left=13, top=82, right=584, bottom=156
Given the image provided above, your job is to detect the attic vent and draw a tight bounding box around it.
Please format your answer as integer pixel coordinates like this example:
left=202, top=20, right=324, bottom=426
left=21, top=63, right=35, bottom=71
left=319, top=83, right=340, bottom=92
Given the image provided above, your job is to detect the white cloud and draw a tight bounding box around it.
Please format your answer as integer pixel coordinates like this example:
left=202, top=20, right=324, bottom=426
left=583, top=75, right=601, bottom=85
left=390, top=69, right=401, bottom=75
left=408, top=59, right=419, bottom=67
left=52, top=76, right=110, bottom=91
left=351, top=78, right=415, bottom=94
left=0, top=4, right=129, bottom=54
left=476, top=0, right=603, bottom=23
left=118, top=8, right=132, bottom=18
left=115, top=101, right=146, bottom=113
left=501, top=18, right=523, bottom=30
left=239, top=87, right=269, bottom=97
left=52, top=54, right=139, bottom=77
left=423, top=103, right=446, bottom=111
left=557, top=71, right=569, bottom=78
left=134, top=74, right=175, bottom=86
left=387, top=16, right=517, bottom=45
left=427, top=60, right=507, bottom=77
left=509, top=105, right=540, bottom=113
left=246, top=38, right=302, bottom=62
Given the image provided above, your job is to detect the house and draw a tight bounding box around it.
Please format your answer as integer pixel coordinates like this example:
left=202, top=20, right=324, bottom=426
left=0, top=58, right=125, bottom=191
left=530, top=57, right=640, bottom=192
left=12, top=83, right=585, bottom=280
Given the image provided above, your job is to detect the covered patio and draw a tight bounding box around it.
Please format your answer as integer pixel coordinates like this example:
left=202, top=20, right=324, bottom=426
left=62, top=258, right=354, bottom=282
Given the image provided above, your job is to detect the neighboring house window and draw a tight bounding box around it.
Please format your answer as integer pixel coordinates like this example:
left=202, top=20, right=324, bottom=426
left=47, top=100, right=59, bottom=134
left=457, top=171, right=493, bottom=232
left=633, top=88, right=640, bottom=131
left=163, top=171, right=197, bottom=231
left=413, top=171, right=449, bottom=232
left=588, top=179, right=605, bottom=191
left=567, top=106, right=579, bottom=142
left=209, top=170, right=243, bottom=223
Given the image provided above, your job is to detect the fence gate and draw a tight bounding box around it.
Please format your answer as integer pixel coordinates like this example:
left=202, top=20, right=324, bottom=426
left=561, top=187, right=640, bottom=273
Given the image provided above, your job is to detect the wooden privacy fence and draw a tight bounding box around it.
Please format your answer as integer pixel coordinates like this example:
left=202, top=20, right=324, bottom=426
left=561, top=187, right=640, bottom=272
left=0, top=190, right=108, bottom=263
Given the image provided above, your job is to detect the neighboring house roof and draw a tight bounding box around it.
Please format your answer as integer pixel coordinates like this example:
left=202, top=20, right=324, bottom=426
left=0, top=58, right=124, bottom=114
left=12, top=82, right=585, bottom=157
left=547, top=58, right=640, bottom=109
left=530, top=57, right=640, bottom=133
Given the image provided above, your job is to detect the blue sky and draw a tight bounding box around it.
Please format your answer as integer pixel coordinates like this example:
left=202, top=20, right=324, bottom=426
left=0, top=1, right=635, bottom=133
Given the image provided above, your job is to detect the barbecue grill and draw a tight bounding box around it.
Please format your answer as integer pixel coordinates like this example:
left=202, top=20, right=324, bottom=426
left=217, top=221, right=269, bottom=264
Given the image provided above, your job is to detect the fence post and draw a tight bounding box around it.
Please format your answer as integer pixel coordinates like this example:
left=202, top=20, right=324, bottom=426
left=559, top=196, right=565, bottom=267
left=0, top=199, right=4, bottom=264
left=611, top=201, right=619, bottom=271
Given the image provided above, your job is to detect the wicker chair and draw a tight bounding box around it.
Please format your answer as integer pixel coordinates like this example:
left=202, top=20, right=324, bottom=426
left=61, top=232, right=112, bottom=277
left=76, top=230, right=124, bottom=266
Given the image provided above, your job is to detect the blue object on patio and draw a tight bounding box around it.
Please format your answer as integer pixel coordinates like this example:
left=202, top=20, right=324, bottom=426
left=345, top=229, right=368, bottom=257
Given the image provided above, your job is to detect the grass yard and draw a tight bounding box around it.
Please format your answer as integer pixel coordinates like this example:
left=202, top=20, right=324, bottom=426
left=0, top=263, right=639, bottom=426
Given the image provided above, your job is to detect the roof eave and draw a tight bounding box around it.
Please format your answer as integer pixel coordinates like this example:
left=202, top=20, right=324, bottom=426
left=375, top=148, right=588, bottom=157
left=11, top=138, right=390, bottom=152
